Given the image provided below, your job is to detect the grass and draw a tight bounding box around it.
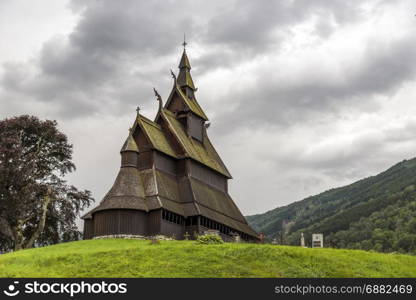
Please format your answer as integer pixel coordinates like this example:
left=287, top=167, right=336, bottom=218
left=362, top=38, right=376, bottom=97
left=0, top=239, right=415, bottom=277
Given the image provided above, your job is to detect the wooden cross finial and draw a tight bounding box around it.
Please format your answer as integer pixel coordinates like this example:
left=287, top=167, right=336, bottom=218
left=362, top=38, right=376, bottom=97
left=182, top=33, right=187, bottom=50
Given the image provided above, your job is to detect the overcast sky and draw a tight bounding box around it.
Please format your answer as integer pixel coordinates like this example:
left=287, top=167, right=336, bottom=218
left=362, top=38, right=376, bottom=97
left=1, top=0, right=416, bottom=220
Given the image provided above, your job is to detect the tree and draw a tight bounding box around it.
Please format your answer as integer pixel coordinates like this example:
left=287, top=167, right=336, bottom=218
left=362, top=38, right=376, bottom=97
left=0, top=115, right=93, bottom=251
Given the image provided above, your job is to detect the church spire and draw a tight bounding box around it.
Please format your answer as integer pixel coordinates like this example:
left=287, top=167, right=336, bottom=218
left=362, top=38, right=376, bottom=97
left=177, top=36, right=196, bottom=98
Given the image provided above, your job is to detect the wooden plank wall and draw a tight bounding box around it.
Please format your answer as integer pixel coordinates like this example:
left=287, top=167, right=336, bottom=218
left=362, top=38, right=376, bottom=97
left=93, top=209, right=147, bottom=237
left=189, top=161, right=227, bottom=192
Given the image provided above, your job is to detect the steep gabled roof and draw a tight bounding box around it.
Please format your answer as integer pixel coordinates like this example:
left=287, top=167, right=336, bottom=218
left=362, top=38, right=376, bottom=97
left=163, top=83, right=208, bottom=121
left=189, top=178, right=245, bottom=223
left=136, top=114, right=178, bottom=158
left=197, top=205, right=258, bottom=237
left=160, top=109, right=232, bottom=178
left=120, top=130, right=139, bottom=153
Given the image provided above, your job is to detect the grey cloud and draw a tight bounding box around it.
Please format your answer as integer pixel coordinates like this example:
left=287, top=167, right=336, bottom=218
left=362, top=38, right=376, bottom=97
left=2, top=0, right=416, bottom=215
left=212, top=32, right=416, bottom=133
left=258, top=117, right=416, bottom=184
left=70, top=0, right=201, bottom=57
left=203, top=0, right=364, bottom=53
left=0, top=0, right=389, bottom=121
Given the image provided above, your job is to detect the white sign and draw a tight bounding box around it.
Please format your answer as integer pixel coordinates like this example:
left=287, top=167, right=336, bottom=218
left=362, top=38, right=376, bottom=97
left=312, top=234, right=323, bottom=248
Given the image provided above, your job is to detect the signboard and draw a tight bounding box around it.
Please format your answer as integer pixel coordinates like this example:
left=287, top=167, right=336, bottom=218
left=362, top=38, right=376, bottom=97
left=312, top=234, right=323, bottom=248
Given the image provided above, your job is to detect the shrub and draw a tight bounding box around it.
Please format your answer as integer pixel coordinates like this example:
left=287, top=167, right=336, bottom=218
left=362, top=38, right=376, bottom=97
left=196, top=234, right=224, bottom=245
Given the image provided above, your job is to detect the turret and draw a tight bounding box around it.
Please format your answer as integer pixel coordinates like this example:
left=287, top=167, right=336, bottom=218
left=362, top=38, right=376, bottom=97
left=120, top=129, right=139, bottom=168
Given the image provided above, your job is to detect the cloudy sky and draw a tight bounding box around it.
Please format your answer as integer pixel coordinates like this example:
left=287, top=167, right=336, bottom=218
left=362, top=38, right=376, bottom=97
left=1, top=0, right=416, bottom=220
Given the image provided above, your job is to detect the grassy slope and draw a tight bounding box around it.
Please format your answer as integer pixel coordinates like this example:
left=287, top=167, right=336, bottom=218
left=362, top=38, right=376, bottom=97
left=0, top=239, right=415, bottom=278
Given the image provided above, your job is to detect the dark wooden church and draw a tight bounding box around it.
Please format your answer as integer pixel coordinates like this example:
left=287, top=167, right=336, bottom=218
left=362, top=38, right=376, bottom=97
left=82, top=45, right=258, bottom=242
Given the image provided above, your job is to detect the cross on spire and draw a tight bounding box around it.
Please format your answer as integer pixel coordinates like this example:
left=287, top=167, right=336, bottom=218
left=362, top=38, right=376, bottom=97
left=182, top=33, right=187, bottom=50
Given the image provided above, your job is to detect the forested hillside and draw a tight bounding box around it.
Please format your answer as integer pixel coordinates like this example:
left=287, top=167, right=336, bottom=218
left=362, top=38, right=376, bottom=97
left=247, top=158, right=416, bottom=254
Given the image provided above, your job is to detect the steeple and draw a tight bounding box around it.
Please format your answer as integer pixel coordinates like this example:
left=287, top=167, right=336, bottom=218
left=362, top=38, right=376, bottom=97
left=177, top=36, right=196, bottom=99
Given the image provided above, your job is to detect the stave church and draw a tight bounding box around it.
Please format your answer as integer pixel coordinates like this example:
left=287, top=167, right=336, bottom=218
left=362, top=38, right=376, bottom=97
left=82, top=42, right=259, bottom=242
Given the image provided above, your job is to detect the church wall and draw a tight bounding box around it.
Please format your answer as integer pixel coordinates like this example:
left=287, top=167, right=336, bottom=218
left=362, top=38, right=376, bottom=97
left=121, top=151, right=138, bottom=167
left=138, top=151, right=153, bottom=170
left=83, top=219, right=94, bottom=239
left=188, top=113, right=203, bottom=142
left=176, top=160, right=187, bottom=176
left=119, top=210, right=147, bottom=235
left=93, top=209, right=147, bottom=237
left=167, top=93, right=185, bottom=112
left=154, top=152, right=177, bottom=175
left=189, top=160, right=227, bottom=192
left=134, top=128, right=151, bottom=151
left=160, top=220, right=184, bottom=239
left=147, top=209, right=162, bottom=236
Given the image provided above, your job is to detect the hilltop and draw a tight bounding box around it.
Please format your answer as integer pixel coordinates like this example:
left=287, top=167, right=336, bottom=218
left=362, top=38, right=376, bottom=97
left=247, top=158, right=416, bottom=254
left=0, top=239, right=415, bottom=277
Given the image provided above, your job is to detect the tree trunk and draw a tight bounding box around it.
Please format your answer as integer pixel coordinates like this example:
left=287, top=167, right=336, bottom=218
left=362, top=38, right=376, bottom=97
left=13, top=224, right=25, bottom=251
left=12, top=191, right=53, bottom=251
left=23, top=193, right=53, bottom=249
left=0, top=218, right=13, bottom=239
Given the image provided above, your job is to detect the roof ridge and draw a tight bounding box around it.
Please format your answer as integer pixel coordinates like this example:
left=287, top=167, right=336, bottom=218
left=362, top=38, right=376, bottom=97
left=162, top=108, right=175, bottom=116
left=139, top=115, right=162, bottom=129
left=159, top=109, right=189, bottom=156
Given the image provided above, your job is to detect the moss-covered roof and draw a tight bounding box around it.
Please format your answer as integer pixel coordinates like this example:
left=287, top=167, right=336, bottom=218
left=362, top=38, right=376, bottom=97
left=175, top=86, right=208, bottom=120
left=81, top=167, right=148, bottom=218
left=138, top=115, right=178, bottom=158
left=120, top=131, right=139, bottom=153
left=178, top=50, right=191, bottom=69
left=161, top=109, right=231, bottom=178
left=162, top=83, right=207, bottom=120
left=177, top=69, right=195, bottom=90
left=189, top=178, right=245, bottom=223
left=198, top=205, right=258, bottom=237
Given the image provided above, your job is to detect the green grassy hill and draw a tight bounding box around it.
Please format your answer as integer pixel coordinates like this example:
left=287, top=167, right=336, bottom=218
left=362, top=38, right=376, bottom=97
left=0, top=239, right=416, bottom=277
left=247, top=158, right=416, bottom=254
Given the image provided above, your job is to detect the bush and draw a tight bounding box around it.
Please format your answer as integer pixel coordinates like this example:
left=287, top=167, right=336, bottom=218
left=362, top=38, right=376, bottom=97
left=196, top=234, right=224, bottom=245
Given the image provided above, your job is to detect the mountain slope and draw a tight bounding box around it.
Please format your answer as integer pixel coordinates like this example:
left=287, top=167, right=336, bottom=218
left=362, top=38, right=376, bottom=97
left=0, top=239, right=416, bottom=277
left=247, top=158, right=416, bottom=254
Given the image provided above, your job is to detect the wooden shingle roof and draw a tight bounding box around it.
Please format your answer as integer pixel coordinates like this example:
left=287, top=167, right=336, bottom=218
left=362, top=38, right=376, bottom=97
left=161, top=109, right=231, bottom=178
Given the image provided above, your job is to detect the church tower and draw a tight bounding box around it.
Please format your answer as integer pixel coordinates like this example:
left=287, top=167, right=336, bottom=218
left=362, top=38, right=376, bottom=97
left=82, top=42, right=258, bottom=241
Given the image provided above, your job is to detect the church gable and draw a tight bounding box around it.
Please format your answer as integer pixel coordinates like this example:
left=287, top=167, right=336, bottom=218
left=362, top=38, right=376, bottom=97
left=165, top=85, right=208, bottom=121
left=136, top=115, right=179, bottom=158
left=160, top=109, right=231, bottom=178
